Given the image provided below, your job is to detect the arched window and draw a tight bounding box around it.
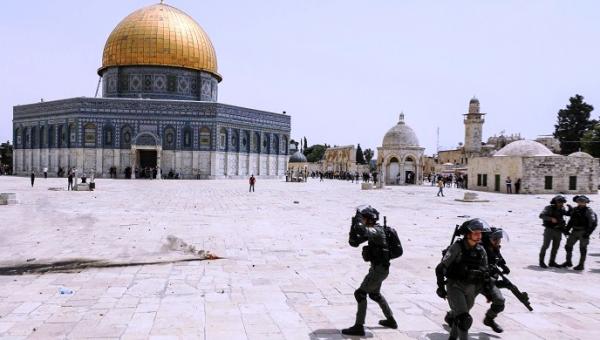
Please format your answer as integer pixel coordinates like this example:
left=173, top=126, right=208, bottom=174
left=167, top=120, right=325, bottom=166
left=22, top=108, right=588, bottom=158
left=84, top=123, right=97, bottom=147
left=24, top=128, right=30, bottom=148
left=58, top=125, right=65, bottom=148
left=15, top=128, right=21, bottom=147
left=199, top=127, right=211, bottom=149
left=219, top=128, right=228, bottom=151
left=242, top=131, right=250, bottom=153
left=263, top=133, right=271, bottom=154
left=31, top=126, right=37, bottom=149
left=104, top=125, right=114, bottom=147
left=121, top=125, right=133, bottom=149
left=273, top=135, right=280, bottom=155
left=282, top=136, right=289, bottom=155
left=68, top=123, right=76, bottom=147
left=163, top=126, right=175, bottom=150
left=183, top=126, right=192, bottom=148
left=48, top=126, right=55, bottom=148
left=253, top=132, right=261, bottom=153
left=231, top=130, right=239, bottom=152
left=39, top=126, right=46, bottom=148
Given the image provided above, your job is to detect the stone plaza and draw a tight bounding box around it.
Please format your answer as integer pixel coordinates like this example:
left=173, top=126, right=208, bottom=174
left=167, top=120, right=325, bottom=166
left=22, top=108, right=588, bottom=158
left=0, top=177, right=599, bottom=339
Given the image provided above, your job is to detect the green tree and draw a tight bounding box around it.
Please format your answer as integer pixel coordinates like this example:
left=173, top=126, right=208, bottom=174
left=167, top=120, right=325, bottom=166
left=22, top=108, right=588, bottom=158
left=363, top=148, right=374, bottom=164
left=0, top=141, right=13, bottom=174
left=581, top=123, right=600, bottom=158
left=355, top=144, right=365, bottom=164
left=304, top=144, right=328, bottom=163
left=554, top=94, right=596, bottom=154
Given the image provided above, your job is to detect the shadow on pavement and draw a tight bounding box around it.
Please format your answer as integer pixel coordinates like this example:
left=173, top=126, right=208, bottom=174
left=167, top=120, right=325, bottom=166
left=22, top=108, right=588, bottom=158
left=424, top=332, right=500, bottom=340
left=309, top=329, right=374, bottom=339
left=0, top=257, right=220, bottom=275
left=524, top=264, right=567, bottom=273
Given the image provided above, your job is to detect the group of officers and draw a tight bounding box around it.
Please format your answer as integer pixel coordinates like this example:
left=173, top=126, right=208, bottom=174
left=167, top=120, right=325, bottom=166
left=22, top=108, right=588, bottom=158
left=342, top=197, right=597, bottom=339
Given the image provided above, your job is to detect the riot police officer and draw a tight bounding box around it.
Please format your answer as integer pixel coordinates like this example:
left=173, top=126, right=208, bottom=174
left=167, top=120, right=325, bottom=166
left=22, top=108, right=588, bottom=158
left=443, top=227, right=509, bottom=333
left=342, top=205, right=396, bottom=336
left=481, top=227, right=509, bottom=333
left=561, top=195, right=597, bottom=271
left=436, top=218, right=490, bottom=340
left=539, top=195, right=571, bottom=268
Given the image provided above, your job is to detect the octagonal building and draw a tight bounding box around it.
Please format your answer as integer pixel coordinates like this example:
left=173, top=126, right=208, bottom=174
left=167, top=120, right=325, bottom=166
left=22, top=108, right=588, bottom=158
left=12, top=2, right=290, bottom=179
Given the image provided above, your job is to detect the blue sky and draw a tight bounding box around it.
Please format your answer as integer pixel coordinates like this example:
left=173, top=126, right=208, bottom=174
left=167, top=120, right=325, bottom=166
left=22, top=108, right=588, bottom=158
left=1, top=0, right=599, bottom=154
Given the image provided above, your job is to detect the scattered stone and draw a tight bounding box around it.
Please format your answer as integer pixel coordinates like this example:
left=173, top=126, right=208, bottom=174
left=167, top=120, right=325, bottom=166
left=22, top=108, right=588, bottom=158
left=454, top=191, right=490, bottom=203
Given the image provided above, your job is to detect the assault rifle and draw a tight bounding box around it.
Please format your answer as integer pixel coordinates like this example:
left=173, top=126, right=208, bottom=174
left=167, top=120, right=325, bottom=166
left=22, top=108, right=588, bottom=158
left=492, top=266, right=533, bottom=311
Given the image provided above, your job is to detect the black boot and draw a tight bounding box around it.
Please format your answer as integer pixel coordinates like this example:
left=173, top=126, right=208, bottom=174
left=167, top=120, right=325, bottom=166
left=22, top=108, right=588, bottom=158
left=562, top=251, right=573, bottom=268
left=484, top=316, right=504, bottom=333
left=574, top=260, right=585, bottom=271
left=539, top=260, right=548, bottom=268
left=548, top=261, right=561, bottom=268
left=378, top=317, right=397, bottom=329
left=341, top=324, right=365, bottom=336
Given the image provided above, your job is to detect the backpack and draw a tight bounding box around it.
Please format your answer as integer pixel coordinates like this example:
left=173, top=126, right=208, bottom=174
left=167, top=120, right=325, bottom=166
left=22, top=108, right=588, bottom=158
left=384, top=226, right=403, bottom=259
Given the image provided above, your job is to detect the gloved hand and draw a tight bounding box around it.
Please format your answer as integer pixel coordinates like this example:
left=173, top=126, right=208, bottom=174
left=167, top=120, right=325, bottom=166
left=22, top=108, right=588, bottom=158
left=501, top=266, right=510, bottom=275
left=436, top=286, right=447, bottom=299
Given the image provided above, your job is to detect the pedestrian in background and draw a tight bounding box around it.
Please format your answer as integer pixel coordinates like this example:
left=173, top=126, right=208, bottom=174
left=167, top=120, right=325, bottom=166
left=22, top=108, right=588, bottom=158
left=30, top=171, right=35, bottom=187
left=249, top=174, right=256, bottom=192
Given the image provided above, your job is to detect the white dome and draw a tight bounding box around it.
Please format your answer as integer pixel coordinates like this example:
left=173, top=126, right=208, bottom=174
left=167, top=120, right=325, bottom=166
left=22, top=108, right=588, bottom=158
left=568, top=151, right=594, bottom=158
left=382, top=113, right=420, bottom=148
left=494, top=140, right=555, bottom=157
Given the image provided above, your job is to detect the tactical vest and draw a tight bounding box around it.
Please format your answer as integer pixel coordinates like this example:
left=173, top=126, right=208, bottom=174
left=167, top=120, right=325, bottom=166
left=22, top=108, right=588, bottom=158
left=570, top=207, right=589, bottom=230
left=446, top=241, right=487, bottom=283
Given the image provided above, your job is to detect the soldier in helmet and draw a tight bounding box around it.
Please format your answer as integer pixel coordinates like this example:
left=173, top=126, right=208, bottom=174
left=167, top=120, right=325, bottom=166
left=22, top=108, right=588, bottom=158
left=561, top=195, right=597, bottom=271
left=342, top=205, right=396, bottom=336
left=480, top=227, right=509, bottom=333
left=538, top=195, right=572, bottom=268
left=436, top=218, right=490, bottom=340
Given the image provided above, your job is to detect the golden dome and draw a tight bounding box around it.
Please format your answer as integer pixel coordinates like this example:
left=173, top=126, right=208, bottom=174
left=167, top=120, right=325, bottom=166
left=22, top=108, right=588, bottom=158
left=98, top=3, right=220, bottom=80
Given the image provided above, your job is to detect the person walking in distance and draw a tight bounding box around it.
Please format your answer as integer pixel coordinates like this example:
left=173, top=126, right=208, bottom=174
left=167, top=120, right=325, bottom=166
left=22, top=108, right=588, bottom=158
left=437, top=177, right=445, bottom=197
left=505, top=177, right=512, bottom=194
left=30, top=171, right=35, bottom=187
left=249, top=174, right=256, bottom=192
left=68, top=171, right=74, bottom=191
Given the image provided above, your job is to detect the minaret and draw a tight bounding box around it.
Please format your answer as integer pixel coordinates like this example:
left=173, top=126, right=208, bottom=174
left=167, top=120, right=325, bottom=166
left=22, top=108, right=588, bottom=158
left=463, top=97, right=485, bottom=155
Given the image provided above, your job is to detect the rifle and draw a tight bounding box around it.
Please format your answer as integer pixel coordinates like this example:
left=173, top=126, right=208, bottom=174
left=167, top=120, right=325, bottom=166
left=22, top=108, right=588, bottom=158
left=495, top=270, right=533, bottom=311
left=442, top=224, right=460, bottom=257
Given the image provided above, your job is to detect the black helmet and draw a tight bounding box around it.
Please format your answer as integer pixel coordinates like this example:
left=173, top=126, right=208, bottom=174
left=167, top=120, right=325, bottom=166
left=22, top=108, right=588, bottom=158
left=573, top=195, right=590, bottom=203
left=356, top=205, right=380, bottom=221
left=550, top=195, right=567, bottom=205
left=457, top=218, right=491, bottom=235
left=487, top=227, right=505, bottom=241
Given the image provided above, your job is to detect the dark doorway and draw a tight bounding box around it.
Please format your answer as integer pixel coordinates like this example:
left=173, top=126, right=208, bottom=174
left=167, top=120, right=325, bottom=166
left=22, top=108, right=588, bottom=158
left=405, top=171, right=415, bottom=184
left=494, top=174, right=501, bottom=192
left=139, top=150, right=157, bottom=169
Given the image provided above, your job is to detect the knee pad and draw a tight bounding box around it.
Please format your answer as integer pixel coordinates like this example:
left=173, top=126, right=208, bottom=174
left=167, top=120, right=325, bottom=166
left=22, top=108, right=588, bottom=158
left=455, top=313, right=473, bottom=331
left=565, top=244, right=573, bottom=252
left=368, top=292, right=383, bottom=302
left=354, top=289, right=367, bottom=303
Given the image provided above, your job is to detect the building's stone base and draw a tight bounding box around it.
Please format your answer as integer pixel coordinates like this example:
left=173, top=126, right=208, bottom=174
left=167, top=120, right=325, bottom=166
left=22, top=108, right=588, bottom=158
left=13, top=148, right=287, bottom=180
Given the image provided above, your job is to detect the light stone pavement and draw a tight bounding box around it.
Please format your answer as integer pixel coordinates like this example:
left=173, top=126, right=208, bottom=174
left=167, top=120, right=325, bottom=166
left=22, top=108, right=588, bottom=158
left=0, top=176, right=599, bottom=340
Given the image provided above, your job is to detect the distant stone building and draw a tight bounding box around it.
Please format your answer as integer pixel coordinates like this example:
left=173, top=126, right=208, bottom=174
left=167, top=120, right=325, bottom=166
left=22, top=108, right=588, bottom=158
left=322, top=146, right=356, bottom=173
left=377, top=113, right=424, bottom=185
left=287, top=150, right=308, bottom=180
left=435, top=97, right=521, bottom=175
left=468, top=140, right=599, bottom=194
left=535, top=135, right=561, bottom=154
